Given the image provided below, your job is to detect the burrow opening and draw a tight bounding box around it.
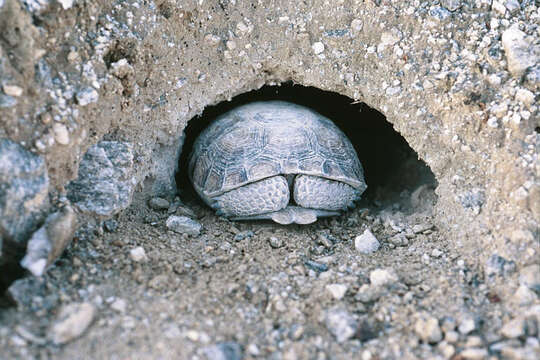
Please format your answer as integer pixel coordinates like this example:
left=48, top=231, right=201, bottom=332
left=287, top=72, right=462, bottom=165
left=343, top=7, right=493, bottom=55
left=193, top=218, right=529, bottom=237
left=177, top=83, right=437, bottom=213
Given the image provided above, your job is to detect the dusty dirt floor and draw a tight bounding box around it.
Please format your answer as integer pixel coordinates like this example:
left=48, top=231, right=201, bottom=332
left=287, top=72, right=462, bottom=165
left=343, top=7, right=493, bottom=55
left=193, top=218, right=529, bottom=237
left=1, top=179, right=538, bottom=359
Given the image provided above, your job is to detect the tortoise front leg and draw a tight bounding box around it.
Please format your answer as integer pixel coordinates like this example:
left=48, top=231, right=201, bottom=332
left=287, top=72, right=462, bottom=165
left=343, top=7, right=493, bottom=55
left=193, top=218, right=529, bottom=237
left=293, top=174, right=360, bottom=211
left=213, top=175, right=289, bottom=217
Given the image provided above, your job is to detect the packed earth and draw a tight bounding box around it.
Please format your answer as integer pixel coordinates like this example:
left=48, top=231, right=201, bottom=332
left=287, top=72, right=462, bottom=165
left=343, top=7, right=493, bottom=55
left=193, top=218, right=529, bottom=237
left=0, top=0, right=538, bottom=359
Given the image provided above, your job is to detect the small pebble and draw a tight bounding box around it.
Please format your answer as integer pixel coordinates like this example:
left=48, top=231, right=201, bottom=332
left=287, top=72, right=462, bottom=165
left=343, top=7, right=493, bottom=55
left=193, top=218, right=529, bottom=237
left=76, top=87, right=99, bottom=106
left=51, top=302, right=96, bottom=345
left=148, top=197, right=170, bottom=210
left=519, top=264, right=540, bottom=291
left=2, top=84, right=23, bottom=97
left=389, top=234, right=409, bottom=247
left=325, top=284, right=348, bottom=300
left=465, top=335, right=483, bottom=348
left=110, top=59, right=134, bottom=78
left=438, top=342, right=455, bottom=358
left=458, top=317, right=477, bottom=335
left=166, top=215, right=201, bottom=236
left=515, top=88, right=535, bottom=108
left=445, top=331, right=459, bottom=343
left=312, top=42, right=325, bottom=55
left=324, top=307, right=357, bottom=343
left=370, top=268, right=399, bottom=287
left=201, top=342, right=243, bottom=360
left=502, top=26, right=536, bottom=78
left=53, top=123, right=70, bottom=145
left=110, top=299, right=127, bottom=313
left=129, top=246, right=147, bottom=262
left=354, top=229, right=380, bottom=254
left=458, top=348, right=488, bottom=360
left=431, top=249, right=443, bottom=258
left=304, top=259, right=328, bottom=273
left=350, top=18, right=363, bottom=33
left=268, top=236, right=284, bottom=248
left=103, top=219, right=118, bottom=232
left=247, top=343, right=260, bottom=356
left=512, top=285, right=538, bottom=306
left=414, top=313, right=443, bottom=343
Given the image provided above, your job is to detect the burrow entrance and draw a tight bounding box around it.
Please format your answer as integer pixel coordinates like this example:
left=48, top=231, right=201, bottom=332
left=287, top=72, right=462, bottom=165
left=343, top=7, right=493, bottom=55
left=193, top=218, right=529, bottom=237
left=177, top=83, right=437, bottom=213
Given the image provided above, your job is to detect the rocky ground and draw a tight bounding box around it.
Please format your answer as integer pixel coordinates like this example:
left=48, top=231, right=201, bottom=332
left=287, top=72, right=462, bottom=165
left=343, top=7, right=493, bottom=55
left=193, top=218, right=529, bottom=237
left=1, top=183, right=539, bottom=359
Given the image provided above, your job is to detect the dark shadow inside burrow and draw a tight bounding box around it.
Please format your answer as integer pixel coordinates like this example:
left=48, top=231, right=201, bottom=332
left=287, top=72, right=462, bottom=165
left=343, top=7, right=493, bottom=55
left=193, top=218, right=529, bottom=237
left=177, top=82, right=437, bottom=210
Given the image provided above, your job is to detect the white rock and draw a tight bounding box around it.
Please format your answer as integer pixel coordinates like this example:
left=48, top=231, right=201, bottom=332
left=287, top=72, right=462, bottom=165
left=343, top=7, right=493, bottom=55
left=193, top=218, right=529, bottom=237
left=350, top=18, right=363, bottom=33
left=487, top=74, right=502, bottom=87
left=493, top=1, right=507, bottom=15
left=247, top=343, right=260, bottom=356
left=325, top=284, right=348, bottom=300
left=370, top=268, right=399, bottom=287
left=511, top=284, right=538, bottom=306
left=76, top=87, right=99, bottom=106
left=236, top=21, right=249, bottom=34
left=431, top=249, right=443, bottom=258
left=502, top=26, right=537, bottom=78
left=129, top=246, right=147, bottom=262
left=491, top=103, right=508, bottom=118
left=3, top=84, right=23, bottom=97
left=312, top=42, right=325, bottom=55
left=500, top=317, right=525, bottom=338
left=51, top=302, right=96, bottom=345
left=504, top=0, right=520, bottom=14
left=110, top=299, right=127, bottom=313
left=58, top=0, right=74, bottom=10
left=438, top=342, right=455, bottom=358
left=354, top=229, right=380, bottom=254
left=519, top=264, right=540, bottom=290
left=52, top=123, right=70, bottom=145
left=487, top=117, right=499, bottom=128
left=458, top=317, right=476, bottom=335
left=445, top=330, right=459, bottom=343
left=380, top=31, right=400, bottom=46
left=515, top=88, right=535, bottom=108
left=226, top=40, right=236, bottom=50
left=414, top=313, right=442, bottom=343
left=110, top=59, right=134, bottom=78
left=324, top=307, right=357, bottom=343
left=458, top=348, right=488, bottom=360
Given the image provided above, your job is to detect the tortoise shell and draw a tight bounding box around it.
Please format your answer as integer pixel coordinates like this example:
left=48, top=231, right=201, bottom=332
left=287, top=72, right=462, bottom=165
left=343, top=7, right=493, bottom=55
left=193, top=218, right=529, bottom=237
left=189, top=101, right=365, bottom=202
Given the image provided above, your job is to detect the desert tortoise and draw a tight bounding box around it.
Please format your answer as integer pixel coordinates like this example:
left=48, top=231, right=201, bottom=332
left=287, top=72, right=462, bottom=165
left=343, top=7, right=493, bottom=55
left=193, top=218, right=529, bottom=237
left=188, top=101, right=367, bottom=224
